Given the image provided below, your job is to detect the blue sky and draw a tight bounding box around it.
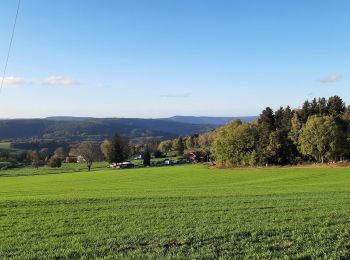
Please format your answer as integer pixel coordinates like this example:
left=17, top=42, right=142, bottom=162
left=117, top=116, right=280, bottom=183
left=0, top=0, right=349, bottom=118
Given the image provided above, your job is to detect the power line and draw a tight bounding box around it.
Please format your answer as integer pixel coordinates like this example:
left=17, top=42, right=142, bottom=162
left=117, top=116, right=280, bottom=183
left=0, top=0, right=21, bottom=93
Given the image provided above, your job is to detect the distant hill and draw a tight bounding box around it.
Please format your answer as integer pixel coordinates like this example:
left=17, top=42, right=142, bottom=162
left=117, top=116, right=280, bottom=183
left=45, top=116, right=94, bottom=122
left=0, top=118, right=215, bottom=142
left=165, top=116, right=257, bottom=125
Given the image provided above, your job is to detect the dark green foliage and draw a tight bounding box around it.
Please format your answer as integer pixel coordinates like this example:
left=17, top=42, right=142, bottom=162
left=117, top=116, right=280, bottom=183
left=11, top=141, right=70, bottom=154
left=298, top=100, right=311, bottom=123
left=213, top=96, right=350, bottom=166
left=143, top=146, right=151, bottom=166
left=48, top=156, right=62, bottom=168
left=0, top=161, right=12, bottom=170
left=298, top=96, right=345, bottom=123
left=0, top=118, right=214, bottom=142
left=258, top=107, right=275, bottom=133
left=317, top=97, right=328, bottom=115
left=327, top=95, right=345, bottom=117
left=173, top=136, right=185, bottom=156
left=53, top=147, right=67, bottom=160
left=108, top=134, right=130, bottom=163
left=39, top=148, right=49, bottom=161
left=185, top=135, right=198, bottom=150
left=153, top=149, right=163, bottom=158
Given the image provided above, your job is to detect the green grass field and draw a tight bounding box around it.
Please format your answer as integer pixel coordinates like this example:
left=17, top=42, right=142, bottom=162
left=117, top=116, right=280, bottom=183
left=0, top=142, right=23, bottom=154
left=0, top=142, right=11, bottom=149
left=0, top=162, right=109, bottom=177
left=1, top=165, right=350, bottom=259
left=0, top=142, right=15, bottom=152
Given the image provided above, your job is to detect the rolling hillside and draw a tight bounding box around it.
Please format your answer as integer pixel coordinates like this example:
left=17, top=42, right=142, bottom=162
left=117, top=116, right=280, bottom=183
left=0, top=117, right=215, bottom=142
left=166, top=115, right=257, bottom=125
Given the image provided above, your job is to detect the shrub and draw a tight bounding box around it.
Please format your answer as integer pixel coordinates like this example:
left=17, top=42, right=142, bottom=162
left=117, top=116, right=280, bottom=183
left=0, top=162, right=12, bottom=170
left=153, top=150, right=163, bottom=158
left=48, top=156, right=62, bottom=168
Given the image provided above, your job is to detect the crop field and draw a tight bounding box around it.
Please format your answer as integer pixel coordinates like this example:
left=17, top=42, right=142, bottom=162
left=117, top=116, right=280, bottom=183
left=1, top=165, right=350, bottom=259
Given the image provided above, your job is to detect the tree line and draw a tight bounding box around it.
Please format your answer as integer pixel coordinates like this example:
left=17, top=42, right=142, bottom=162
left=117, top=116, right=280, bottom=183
left=212, top=96, right=350, bottom=166
left=160, top=96, right=350, bottom=167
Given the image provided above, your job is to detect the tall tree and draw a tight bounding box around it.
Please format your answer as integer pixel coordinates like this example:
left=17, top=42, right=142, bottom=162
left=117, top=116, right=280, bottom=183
left=289, top=112, right=302, bottom=146
left=281, top=106, right=293, bottom=132
left=173, top=136, right=185, bottom=156
left=54, top=147, right=66, bottom=161
left=299, top=100, right=311, bottom=123
left=310, top=98, right=318, bottom=116
left=158, top=140, right=173, bottom=155
left=39, top=148, right=49, bottom=161
left=274, top=107, right=284, bottom=129
left=100, top=139, right=111, bottom=161
left=327, top=95, right=345, bottom=117
left=299, top=116, right=341, bottom=163
left=143, top=145, right=151, bottom=166
left=109, top=134, right=130, bottom=163
left=257, top=108, right=276, bottom=164
left=77, top=141, right=101, bottom=171
left=317, top=97, right=328, bottom=116
left=258, top=107, right=275, bottom=132
left=48, top=156, right=62, bottom=168
left=212, top=121, right=259, bottom=166
left=30, top=151, right=40, bottom=168
left=198, top=130, right=217, bottom=161
left=185, top=135, right=198, bottom=151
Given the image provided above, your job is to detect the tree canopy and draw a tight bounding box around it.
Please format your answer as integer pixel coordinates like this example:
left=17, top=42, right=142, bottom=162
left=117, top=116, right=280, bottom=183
left=211, top=96, right=350, bottom=166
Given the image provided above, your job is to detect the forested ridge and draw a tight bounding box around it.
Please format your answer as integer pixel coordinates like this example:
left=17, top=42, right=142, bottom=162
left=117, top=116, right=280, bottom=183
left=0, top=118, right=214, bottom=142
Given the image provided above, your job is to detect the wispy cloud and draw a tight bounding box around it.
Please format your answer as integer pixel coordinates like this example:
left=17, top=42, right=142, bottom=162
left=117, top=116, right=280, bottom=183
left=161, top=92, right=192, bottom=98
left=42, top=76, right=80, bottom=86
left=0, top=76, right=27, bottom=87
left=320, top=74, right=342, bottom=83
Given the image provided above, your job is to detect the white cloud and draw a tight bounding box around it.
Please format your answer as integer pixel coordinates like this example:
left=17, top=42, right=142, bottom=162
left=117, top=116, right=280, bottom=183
left=0, top=76, right=27, bottom=87
left=42, top=76, right=80, bottom=86
left=161, top=92, right=192, bottom=98
left=320, top=74, right=342, bottom=83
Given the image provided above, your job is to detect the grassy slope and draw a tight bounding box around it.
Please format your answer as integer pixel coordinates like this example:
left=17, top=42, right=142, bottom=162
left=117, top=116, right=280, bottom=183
left=1, top=165, right=350, bottom=258
left=0, top=142, right=16, bottom=152
left=0, top=142, right=23, bottom=154
left=0, top=142, right=11, bottom=149
left=0, top=162, right=109, bottom=177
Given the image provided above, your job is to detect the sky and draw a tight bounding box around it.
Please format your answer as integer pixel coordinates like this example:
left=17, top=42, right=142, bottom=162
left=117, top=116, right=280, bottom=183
left=0, top=0, right=349, bottom=118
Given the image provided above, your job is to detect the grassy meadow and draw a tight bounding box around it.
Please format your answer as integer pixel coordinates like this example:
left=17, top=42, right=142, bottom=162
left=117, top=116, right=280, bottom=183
left=1, top=164, right=350, bottom=258
left=0, top=162, right=109, bottom=177
left=0, top=142, right=17, bottom=153
left=0, top=142, right=24, bottom=156
left=0, top=142, right=11, bottom=149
